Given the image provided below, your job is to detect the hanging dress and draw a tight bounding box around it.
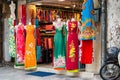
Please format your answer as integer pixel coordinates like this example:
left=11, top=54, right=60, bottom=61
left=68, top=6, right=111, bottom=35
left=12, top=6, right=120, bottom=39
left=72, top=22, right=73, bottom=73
left=66, top=21, right=79, bottom=72
left=15, top=23, right=25, bottom=66
left=53, top=22, right=65, bottom=70
left=8, top=18, right=16, bottom=58
left=24, top=25, right=37, bottom=70
left=62, top=24, right=68, bottom=58
left=80, top=0, right=95, bottom=64
left=35, top=19, right=42, bottom=62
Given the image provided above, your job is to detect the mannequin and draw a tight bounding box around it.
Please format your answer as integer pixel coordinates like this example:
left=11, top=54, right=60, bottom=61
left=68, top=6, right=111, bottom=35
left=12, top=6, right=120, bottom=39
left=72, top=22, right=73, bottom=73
left=14, top=19, right=25, bottom=68
left=66, top=17, right=79, bottom=76
left=9, top=1, right=16, bottom=20
left=24, top=21, right=37, bottom=70
left=53, top=16, right=66, bottom=73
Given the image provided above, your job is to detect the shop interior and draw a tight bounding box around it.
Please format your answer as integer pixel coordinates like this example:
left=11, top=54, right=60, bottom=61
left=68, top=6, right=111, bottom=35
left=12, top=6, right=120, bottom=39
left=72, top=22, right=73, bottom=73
left=22, top=0, right=82, bottom=68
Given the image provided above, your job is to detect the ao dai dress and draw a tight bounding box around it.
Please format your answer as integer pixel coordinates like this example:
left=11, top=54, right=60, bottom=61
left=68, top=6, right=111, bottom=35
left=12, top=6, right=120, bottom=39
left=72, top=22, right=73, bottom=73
left=24, top=25, right=37, bottom=70
left=66, top=21, right=79, bottom=72
left=8, top=18, right=16, bottom=58
left=53, top=21, right=65, bottom=70
left=15, top=23, right=25, bottom=66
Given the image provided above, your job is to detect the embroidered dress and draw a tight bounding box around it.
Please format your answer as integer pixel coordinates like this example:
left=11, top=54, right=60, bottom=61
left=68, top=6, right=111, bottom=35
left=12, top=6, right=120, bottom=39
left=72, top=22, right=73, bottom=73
left=24, top=25, right=37, bottom=70
left=53, top=21, right=65, bottom=70
left=66, top=21, right=79, bottom=72
left=80, top=0, right=96, bottom=40
left=8, top=18, right=16, bottom=58
left=15, top=23, right=25, bottom=66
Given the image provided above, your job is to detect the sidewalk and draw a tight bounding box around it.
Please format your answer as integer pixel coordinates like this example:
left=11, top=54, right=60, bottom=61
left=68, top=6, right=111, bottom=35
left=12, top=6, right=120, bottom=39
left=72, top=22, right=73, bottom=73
left=0, top=64, right=102, bottom=80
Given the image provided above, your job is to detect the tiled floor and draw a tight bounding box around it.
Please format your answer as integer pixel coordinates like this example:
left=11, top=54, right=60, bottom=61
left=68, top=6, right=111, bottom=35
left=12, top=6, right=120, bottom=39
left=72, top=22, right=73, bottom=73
left=0, top=64, right=102, bottom=80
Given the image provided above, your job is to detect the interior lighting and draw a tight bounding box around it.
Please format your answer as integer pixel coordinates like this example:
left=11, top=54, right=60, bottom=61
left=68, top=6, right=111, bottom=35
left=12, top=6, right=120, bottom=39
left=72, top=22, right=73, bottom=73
left=58, top=0, right=65, bottom=2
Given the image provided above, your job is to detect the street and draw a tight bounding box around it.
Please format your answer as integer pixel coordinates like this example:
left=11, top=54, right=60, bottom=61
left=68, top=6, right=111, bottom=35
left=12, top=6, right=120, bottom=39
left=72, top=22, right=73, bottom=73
left=0, top=64, right=102, bottom=80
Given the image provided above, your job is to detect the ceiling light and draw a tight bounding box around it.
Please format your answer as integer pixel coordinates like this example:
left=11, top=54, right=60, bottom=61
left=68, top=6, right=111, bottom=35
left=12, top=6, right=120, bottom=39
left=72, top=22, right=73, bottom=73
left=64, top=6, right=70, bottom=8
left=59, top=0, right=65, bottom=1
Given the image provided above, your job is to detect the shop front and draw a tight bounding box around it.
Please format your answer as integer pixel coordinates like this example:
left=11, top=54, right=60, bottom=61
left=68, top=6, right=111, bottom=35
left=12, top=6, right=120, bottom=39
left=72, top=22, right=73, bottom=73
left=3, top=0, right=101, bottom=75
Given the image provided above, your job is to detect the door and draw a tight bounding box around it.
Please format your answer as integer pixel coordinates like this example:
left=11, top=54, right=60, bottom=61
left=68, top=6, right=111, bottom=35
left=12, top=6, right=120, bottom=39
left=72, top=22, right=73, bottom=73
left=0, top=4, right=3, bottom=63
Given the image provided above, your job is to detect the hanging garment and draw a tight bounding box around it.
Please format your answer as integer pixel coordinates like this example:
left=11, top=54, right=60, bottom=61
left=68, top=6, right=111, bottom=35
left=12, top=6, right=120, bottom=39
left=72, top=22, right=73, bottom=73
left=80, top=0, right=96, bottom=40
left=15, top=23, right=25, bottom=66
left=80, top=40, right=93, bottom=64
left=53, top=22, right=65, bottom=70
left=24, top=25, right=37, bottom=70
left=36, top=27, right=42, bottom=62
left=62, top=24, right=68, bottom=57
left=8, top=18, right=16, bottom=58
left=66, top=21, right=79, bottom=72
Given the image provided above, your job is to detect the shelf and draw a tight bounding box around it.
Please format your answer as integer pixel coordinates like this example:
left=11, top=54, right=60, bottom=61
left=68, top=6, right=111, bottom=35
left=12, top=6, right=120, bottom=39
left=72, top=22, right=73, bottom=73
left=40, top=33, right=54, bottom=37
left=39, top=22, right=53, bottom=25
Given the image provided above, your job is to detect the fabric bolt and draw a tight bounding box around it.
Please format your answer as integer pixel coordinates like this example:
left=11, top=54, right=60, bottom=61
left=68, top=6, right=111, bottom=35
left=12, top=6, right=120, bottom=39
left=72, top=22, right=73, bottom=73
left=8, top=18, right=16, bottom=58
left=15, top=23, right=25, bottom=66
left=80, top=0, right=96, bottom=40
left=48, top=38, right=53, bottom=49
left=66, top=21, right=79, bottom=72
left=24, top=25, right=37, bottom=70
left=80, top=40, right=93, bottom=64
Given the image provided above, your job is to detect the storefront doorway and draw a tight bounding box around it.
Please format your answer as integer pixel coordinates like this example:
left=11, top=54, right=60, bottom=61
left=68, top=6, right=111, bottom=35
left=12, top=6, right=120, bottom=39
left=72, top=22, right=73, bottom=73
left=0, top=4, right=3, bottom=63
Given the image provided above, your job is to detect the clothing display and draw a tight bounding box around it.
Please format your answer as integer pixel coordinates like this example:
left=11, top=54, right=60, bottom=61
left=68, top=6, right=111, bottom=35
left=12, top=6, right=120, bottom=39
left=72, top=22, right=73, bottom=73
left=8, top=18, right=16, bottom=58
left=79, top=0, right=95, bottom=64
left=80, top=40, right=93, bottom=64
left=80, top=0, right=96, bottom=40
left=24, top=25, right=37, bottom=70
left=66, top=21, right=79, bottom=72
left=15, top=23, right=25, bottom=66
left=53, top=19, right=65, bottom=70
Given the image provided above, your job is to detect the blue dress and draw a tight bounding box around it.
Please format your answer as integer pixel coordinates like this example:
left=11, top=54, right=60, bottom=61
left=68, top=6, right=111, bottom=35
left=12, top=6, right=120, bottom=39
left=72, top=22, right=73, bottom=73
left=80, top=0, right=96, bottom=40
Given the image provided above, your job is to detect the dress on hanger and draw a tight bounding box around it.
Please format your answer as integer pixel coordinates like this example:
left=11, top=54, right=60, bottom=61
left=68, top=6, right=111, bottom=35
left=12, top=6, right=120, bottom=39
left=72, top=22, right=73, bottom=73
left=15, top=23, right=25, bottom=66
left=8, top=18, right=16, bottom=58
left=80, top=0, right=96, bottom=40
left=53, top=19, right=65, bottom=70
left=79, top=0, right=95, bottom=64
left=24, top=24, right=37, bottom=70
left=66, top=21, right=79, bottom=72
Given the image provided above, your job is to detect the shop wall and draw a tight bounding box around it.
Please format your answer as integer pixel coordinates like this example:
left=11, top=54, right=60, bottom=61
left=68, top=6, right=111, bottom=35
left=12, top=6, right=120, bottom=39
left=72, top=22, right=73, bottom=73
left=107, top=0, right=120, bottom=48
left=86, top=22, right=101, bottom=74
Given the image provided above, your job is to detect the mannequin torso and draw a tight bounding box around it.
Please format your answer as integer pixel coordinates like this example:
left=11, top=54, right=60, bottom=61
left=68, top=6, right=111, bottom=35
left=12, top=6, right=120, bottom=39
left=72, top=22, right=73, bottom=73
left=9, top=1, right=15, bottom=20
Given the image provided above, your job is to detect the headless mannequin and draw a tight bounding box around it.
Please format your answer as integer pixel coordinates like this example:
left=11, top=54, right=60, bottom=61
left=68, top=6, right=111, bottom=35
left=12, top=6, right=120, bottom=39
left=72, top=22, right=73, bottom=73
left=53, top=17, right=63, bottom=30
left=24, top=20, right=35, bottom=29
left=9, top=1, right=15, bottom=20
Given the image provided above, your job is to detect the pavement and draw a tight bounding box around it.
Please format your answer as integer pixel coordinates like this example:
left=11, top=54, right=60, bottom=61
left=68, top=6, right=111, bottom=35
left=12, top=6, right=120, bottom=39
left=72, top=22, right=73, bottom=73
left=0, top=63, right=102, bottom=80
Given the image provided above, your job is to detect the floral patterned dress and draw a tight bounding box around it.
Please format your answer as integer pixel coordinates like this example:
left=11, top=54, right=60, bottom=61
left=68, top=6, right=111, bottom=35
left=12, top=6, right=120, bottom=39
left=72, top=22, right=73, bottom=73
left=15, top=23, right=25, bottom=66
left=66, top=21, right=79, bottom=72
left=8, top=18, right=16, bottom=58
left=80, top=0, right=96, bottom=40
left=53, top=21, right=65, bottom=70
left=24, top=25, right=37, bottom=70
